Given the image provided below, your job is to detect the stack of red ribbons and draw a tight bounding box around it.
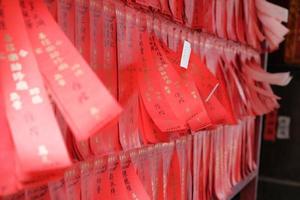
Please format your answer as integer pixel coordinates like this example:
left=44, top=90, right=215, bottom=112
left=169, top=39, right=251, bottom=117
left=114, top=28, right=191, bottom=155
left=124, top=0, right=289, bottom=51
left=0, top=0, right=291, bottom=199
left=2, top=119, right=257, bottom=200
left=0, top=0, right=122, bottom=195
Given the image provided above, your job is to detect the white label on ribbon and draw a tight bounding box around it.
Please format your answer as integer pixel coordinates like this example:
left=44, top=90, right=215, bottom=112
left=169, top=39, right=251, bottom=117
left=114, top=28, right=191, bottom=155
left=277, top=116, right=291, bottom=139
left=180, top=40, right=191, bottom=69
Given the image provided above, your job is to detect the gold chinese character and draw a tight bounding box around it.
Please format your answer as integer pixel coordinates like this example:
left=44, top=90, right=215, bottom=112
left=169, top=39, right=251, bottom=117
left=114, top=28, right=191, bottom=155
left=54, top=73, right=66, bottom=86
left=12, top=72, right=25, bottom=81
left=191, top=91, right=198, bottom=99
left=54, top=73, right=63, bottom=80
left=6, top=43, right=15, bottom=52
left=165, top=79, right=172, bottom=85
left=160, top=71, right=166, bottom=76
left=7, top=53, right=19, bottom=62
left=10, top=92, right=22, bottom=110
left=162, top=75, right=169, bottom=81
left=29, top=87, right=43, bottom=104
left=32, top=95, right=43, bottom=104
left=38, top=32, right=46, bottom=40
left=10, top=62, right=22, bottom=71
left=4, top=34, right=12, bottom=42
left=45, top=45, right=56, bottom=53
left=19, top=49, right=28, bottom=58
left=58, top=63, right=69, bottom=71
left=10, top=92, right=20, bottom=101
left=41, top=39, right=51, bottom=46
left=72, top=64, right=84, bottom=77
left=29, top=87, right=40, bottom=95
left=49, top=51, right=59, bottom=59
left=53, top=56, right=63, bottom=65
left=35, top=48, right=43, bottom=55
left=164, top=86, right=171, bottom=94
left=12, top=100, right=22, bottom=110
left=16, top=80, right=29, bottom=91
left=74, top=69, right=83, bottom=77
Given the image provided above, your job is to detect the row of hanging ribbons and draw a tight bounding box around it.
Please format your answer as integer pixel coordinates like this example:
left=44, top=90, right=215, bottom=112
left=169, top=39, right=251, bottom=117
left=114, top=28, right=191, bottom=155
left=0, top=0, right=291, bottom=199
left=2, top=118, right=257, bottom=200
left=48, top=0, right=290, bottom=52
left=122, top=0, right=289, bottom=51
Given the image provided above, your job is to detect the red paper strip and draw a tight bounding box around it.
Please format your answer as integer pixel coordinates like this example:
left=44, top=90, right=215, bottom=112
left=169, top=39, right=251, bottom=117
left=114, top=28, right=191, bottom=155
left=116, top=5, right=143, bottom=149
left=93, top=158, right=110, bottom=199
left=192, top=133, right=201, bottom=199
left=169, top=0, right=183, bottom=23
left=119, top=153, right=151, bottom=200
left=159, top=0, right=171, bottom=15
left=64, top=166, right=81, bottom=200
left=184, top=0, right=202, bottom=28
left=138, top=95, right=172, bottom=143
left=0, top=79, right=18, bottom=196
left=129, top=148, right=153, bottom=198
left=25, top=185, right=51, bottom=200
left=89, top=0, right=121, bottom=155
left=137, top=25, right=187, bottom=133
left=44, top=0, right=58, bottom=20
left=80, top=161, right=94, bottom=200
left=57, top=0, right=75, bottom=43
left=22, top=0, right=122, bottom=141
left=106, top=156, right=131, bottom=200
left=0, top=0, right=71, bottom=175
left=75, top=0, right=90, bottom=63
left=48, top=178, right=67, bottom=200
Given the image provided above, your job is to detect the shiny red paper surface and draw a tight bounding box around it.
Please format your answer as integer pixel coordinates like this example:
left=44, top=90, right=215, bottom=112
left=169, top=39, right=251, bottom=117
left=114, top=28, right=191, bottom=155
left=22, top=0, right=122, bottom=141
left=0, top=0, right=71, bottom=175
left=0, top=0, right=285, bottom=198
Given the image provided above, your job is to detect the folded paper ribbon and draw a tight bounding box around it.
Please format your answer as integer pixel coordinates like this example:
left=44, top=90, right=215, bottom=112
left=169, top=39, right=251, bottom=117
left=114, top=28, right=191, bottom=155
left=22, top=0, right=122, bottom=142
left=0, top=0, right=72, bottom=176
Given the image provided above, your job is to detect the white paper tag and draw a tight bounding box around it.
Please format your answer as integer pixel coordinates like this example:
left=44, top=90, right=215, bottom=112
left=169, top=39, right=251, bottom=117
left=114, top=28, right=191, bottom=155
left=277, top=116, right=291, bottom=139
left=180, top=40, right=191, bottom=69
